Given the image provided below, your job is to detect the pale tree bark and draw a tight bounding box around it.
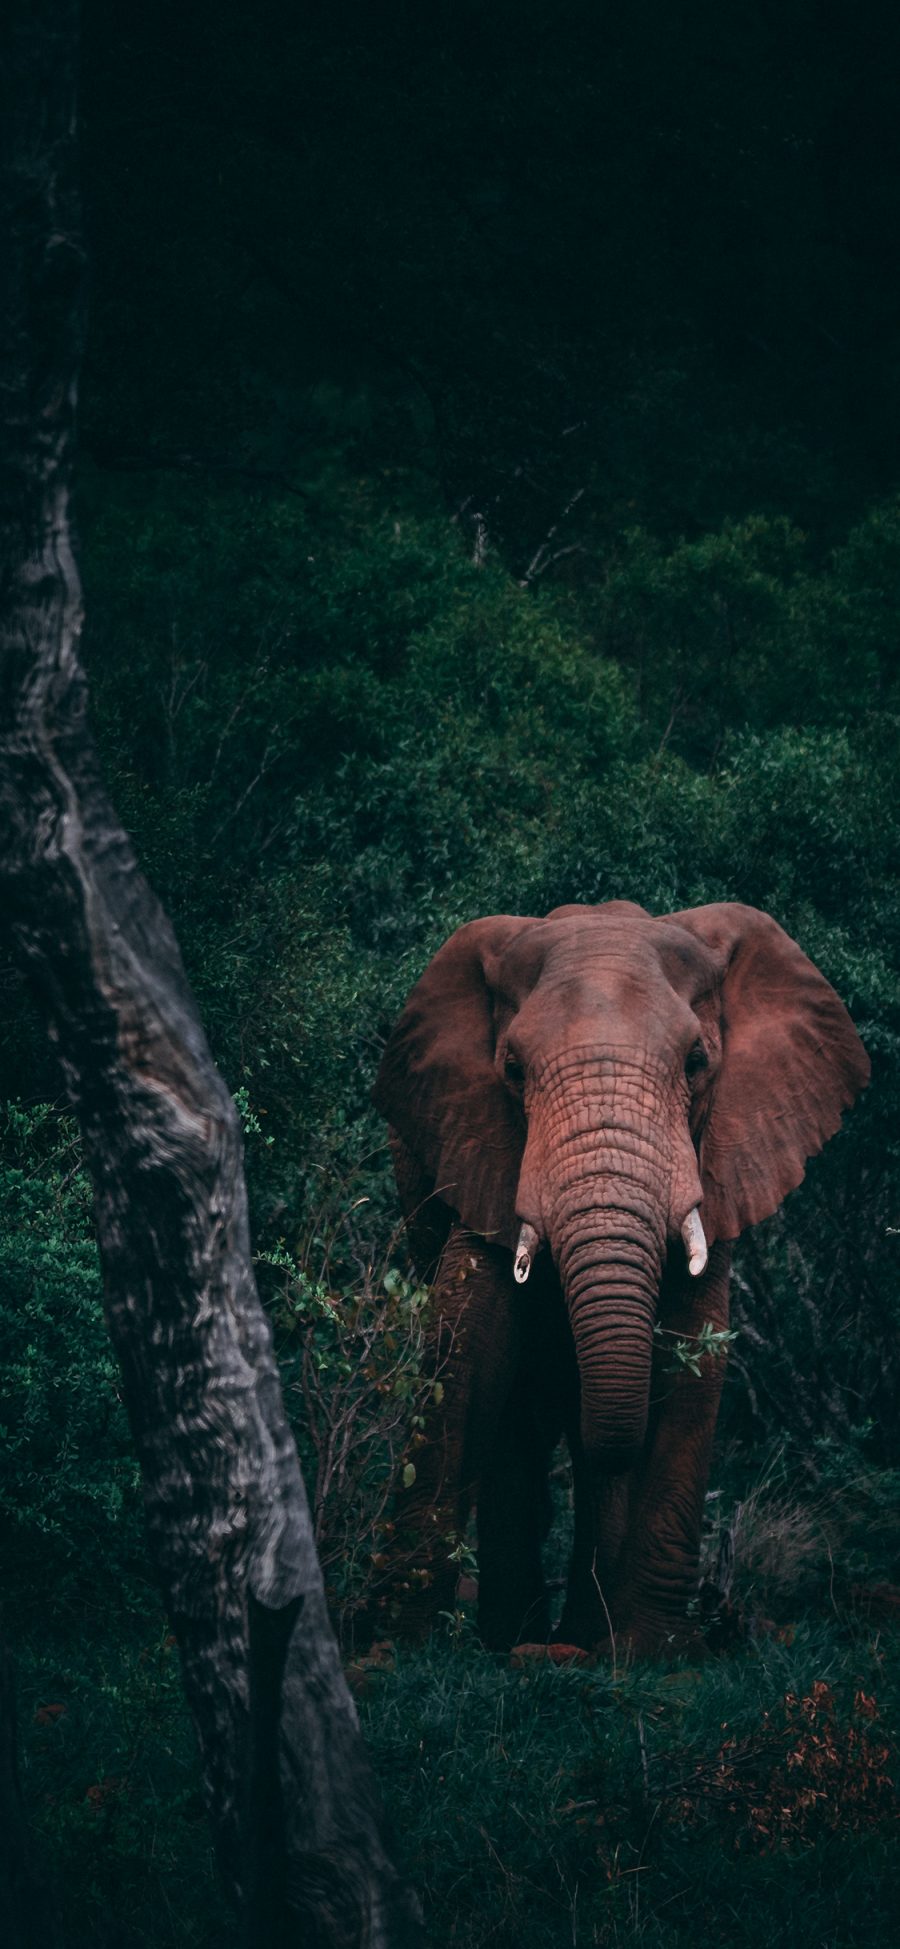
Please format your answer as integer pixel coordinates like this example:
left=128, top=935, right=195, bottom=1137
left=0, top=4, right=421, bottom=1943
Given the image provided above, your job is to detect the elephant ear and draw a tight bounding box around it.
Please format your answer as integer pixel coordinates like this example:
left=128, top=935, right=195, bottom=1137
left=373, top=917, right=534, bottom=1246
left=665, top=903, right=870, bottom=1242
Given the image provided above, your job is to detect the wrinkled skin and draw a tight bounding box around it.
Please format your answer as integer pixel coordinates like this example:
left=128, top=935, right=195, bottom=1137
left=374, top=902, right=869, bottom=1655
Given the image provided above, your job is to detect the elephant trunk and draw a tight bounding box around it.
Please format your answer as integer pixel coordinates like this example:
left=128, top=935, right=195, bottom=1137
left=557, top=1217, right=661, bottom=1470
left=538, top=1063, right=670, bottom=1472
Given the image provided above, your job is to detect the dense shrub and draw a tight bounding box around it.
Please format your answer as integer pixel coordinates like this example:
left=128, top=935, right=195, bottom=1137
left=585, top=511, right=900, bottom=754
left=261, top=1230, right=445, bottom=1638
left=0, top=1103, right=142, bottom=1600
left=6, top=469, right=898, bottom=1467
left=0, top=1094, right=445, bottom=1636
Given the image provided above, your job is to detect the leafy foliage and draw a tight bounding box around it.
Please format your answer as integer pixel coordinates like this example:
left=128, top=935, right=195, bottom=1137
left=0, top=1103, right=142, bottom=1600
left=261, top=1232, right=444, bottom=1636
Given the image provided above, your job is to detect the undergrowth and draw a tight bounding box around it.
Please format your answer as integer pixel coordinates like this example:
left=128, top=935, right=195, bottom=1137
left=5, top=1098, right=900, bottom=1943
left=16, top=1607, right=900, bottom=1948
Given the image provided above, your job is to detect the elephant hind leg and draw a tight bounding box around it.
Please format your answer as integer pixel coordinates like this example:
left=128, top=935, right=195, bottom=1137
left=476, top=1388, right=553, bottom=1652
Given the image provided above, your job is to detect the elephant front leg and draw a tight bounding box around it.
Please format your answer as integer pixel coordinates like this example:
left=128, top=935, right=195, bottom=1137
left=611, top=1244, right=733, bottom=1657
left=555, top=1439, right=631, bottom=1651
left=383, top=1225, right=520, bottom=1640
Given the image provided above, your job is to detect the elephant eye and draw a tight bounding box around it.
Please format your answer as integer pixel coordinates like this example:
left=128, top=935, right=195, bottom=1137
left=504, top=1053, right=525, bottom=1088
left=685, top=1039, right=708, bottom=1080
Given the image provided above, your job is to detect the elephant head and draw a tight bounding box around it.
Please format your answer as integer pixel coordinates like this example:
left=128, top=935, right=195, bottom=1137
left=375, top=902, right=869, bottom=1472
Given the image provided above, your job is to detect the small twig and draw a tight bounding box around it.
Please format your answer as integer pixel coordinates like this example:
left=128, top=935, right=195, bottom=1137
left=211, top=739, right=278, bottom=842
left=826, top=1538, right=838, bottom=1618
left=525, top=541, right=586, bottom=581
left=637, top=1711, right=650, bottom=1807
left=520, top=485, right=586, bottom=585
left=654, top=687, right=685, bottom=759
left=590, top=1554, right=618, bottom=1684
left=163, top=648, right=205, bottom=733
left=209, top=666, right=268, bottom=784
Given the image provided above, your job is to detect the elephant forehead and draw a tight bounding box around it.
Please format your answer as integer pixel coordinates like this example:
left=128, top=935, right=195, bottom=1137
left=494, top=915, right=717, bottom=1009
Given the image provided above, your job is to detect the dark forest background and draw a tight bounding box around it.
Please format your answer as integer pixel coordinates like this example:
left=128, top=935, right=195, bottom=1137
left=3, top=4, right=900, bottom=1944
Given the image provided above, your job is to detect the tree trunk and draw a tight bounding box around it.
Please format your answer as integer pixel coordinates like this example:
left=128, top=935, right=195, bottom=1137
left=0, top=5, right=421, bottom=1942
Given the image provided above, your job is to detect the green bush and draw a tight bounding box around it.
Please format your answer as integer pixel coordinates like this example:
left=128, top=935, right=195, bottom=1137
left=0, top=1092, right=445, bottom=1638
left=261, top=1232, right=440, bottom=1635
left=584, top=513, right=899, bottom=754
left=7, top=470, right=880, bottom=1471
left=0, top=1102, right=142, bottom=1599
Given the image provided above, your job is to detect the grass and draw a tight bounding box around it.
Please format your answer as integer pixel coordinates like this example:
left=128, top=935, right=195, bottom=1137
left=15, top=1606, right=230, bottom=1949
left=14, top=1581, right=900, bottom=1947
left=362, top=1620, right=899, bottom=1947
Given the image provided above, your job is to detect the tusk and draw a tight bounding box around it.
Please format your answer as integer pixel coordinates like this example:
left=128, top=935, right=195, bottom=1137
left=681, top=1207, right=708, bottom=1278
left=514, top=1222, right=540, bottom=1284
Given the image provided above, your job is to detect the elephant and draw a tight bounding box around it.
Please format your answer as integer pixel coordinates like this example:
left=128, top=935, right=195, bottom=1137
left=373, top=900, right=869, bottom=1657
